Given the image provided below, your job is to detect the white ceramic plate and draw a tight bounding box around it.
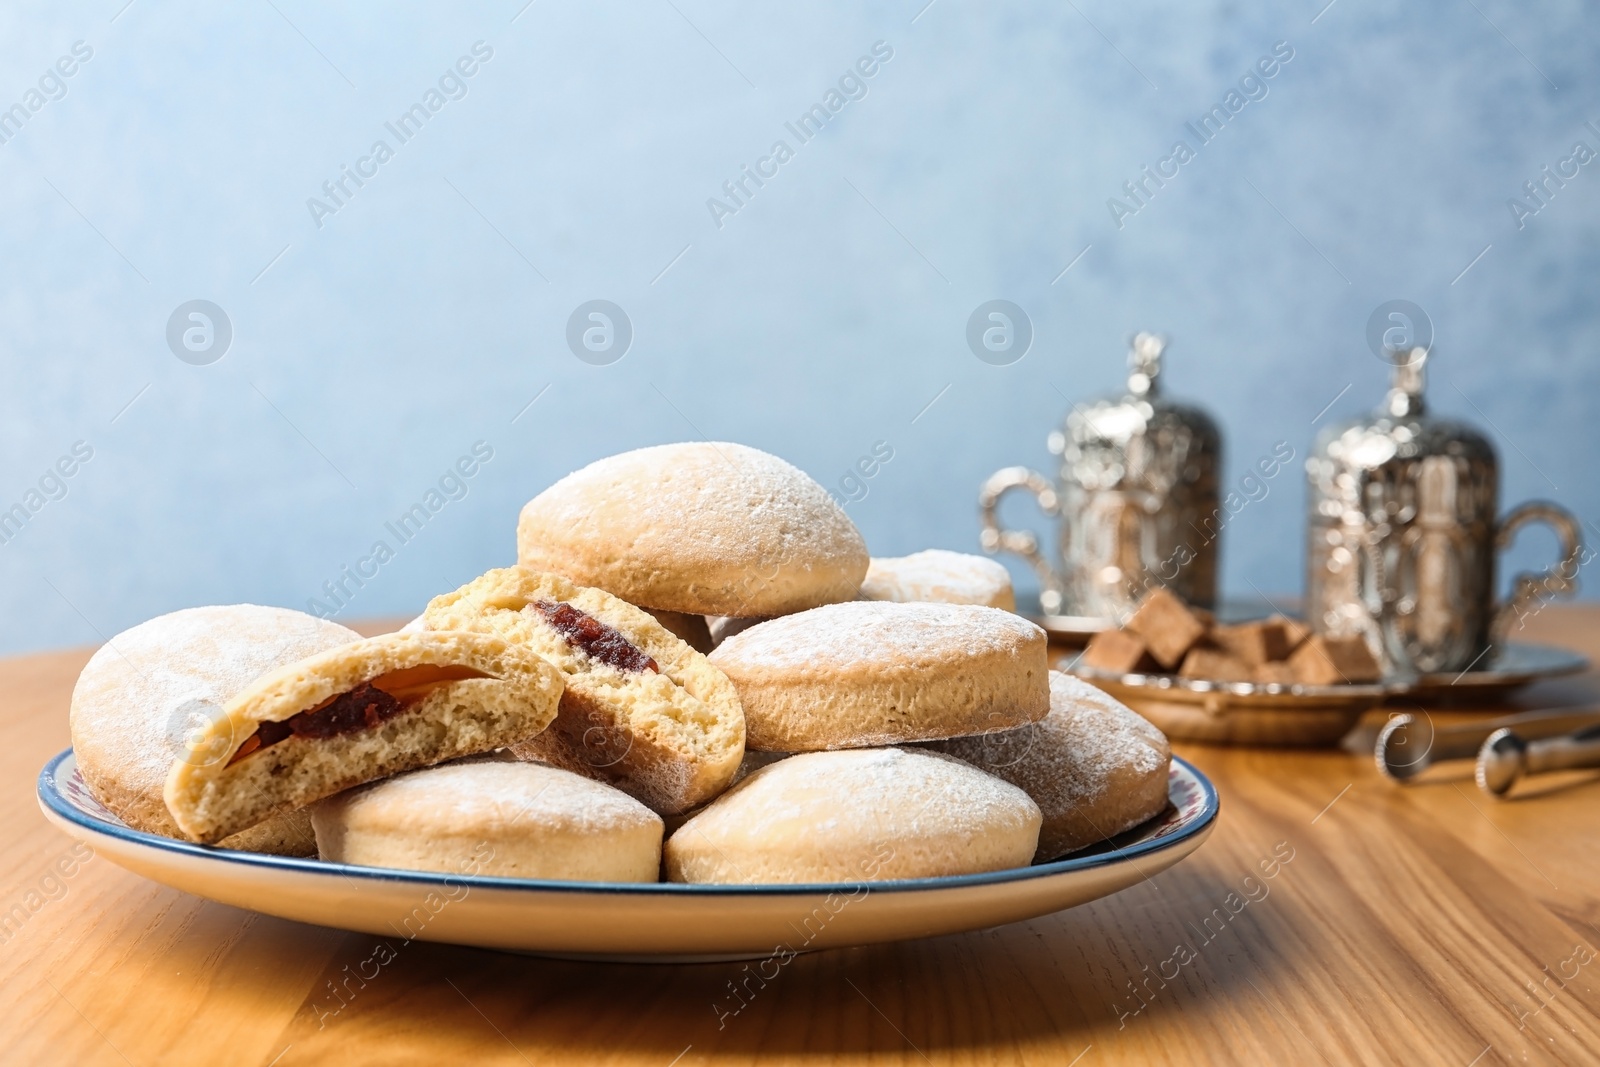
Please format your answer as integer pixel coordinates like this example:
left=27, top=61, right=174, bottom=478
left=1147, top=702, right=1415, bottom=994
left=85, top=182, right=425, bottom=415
left=38, top=749, right=1217, bottom=961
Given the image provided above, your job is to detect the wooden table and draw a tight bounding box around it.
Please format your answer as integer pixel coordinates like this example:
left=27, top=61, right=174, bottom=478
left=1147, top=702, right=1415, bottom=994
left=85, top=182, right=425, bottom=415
left=6, top=608, right=1600, bottom=1066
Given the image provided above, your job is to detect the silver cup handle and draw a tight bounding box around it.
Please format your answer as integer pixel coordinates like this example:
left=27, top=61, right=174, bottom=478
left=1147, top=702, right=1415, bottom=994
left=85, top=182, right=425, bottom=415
left=978, top=466, right=1065, bottom=615
left=1493, top=500, right=1584, bottom=639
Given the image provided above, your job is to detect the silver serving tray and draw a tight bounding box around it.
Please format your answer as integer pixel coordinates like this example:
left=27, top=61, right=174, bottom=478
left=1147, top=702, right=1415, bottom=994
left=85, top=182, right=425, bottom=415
left=1069, top=641, right=1587, bottom=703
left=1065, top=642, right=1589, bottom=746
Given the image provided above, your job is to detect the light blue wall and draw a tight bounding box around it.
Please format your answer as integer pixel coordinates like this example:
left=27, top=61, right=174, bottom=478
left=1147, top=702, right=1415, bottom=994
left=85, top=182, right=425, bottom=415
left=2, top=1, right=1596, bottom=653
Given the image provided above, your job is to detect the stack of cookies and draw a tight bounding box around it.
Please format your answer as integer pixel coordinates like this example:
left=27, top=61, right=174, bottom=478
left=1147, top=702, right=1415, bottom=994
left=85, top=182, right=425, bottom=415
left=69, top=442, right=1172, bottom=886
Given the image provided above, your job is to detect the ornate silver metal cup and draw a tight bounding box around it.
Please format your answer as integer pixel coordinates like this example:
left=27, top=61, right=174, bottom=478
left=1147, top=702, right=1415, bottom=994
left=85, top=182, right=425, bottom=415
left=979, top=333, right=1222, bottom=620
left=1305, top=348, right=1582, bottom=675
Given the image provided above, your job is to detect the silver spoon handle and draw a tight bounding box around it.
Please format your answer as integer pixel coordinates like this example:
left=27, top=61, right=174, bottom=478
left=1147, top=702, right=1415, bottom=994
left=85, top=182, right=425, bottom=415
left=1376, top=708, right=1600, bottom=783
left=1477, top=724, right=1600, bottom=797
left=1526, top=724, right=1600, bottom=776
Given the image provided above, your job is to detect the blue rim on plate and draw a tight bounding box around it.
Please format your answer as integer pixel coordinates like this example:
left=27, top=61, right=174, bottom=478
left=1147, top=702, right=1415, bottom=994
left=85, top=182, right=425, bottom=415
left=38, top=747, right=1219, bottom=897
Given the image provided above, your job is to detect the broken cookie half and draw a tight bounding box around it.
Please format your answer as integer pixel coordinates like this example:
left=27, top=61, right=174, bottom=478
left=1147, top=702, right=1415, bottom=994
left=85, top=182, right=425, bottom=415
left=164, top=629, right=563, bottom=844
left=419, top=567, right=746, bottom=815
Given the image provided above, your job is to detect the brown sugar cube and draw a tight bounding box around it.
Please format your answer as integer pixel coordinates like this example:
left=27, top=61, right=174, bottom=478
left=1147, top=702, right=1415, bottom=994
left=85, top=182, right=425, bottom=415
left=1079, top=629, right=1157, bottom=674
left=1252, top=661, right=1298, bottom=686
left=1124, top=587, right=1207, bottom=670
left=1287, top=634, right=1383, bottom=685
left=1271, top=615, right=1310, bottom=654
left=1177, top=645, right=1254, bottom=683
left=1212, top=620, right=1296, bottom=665
left=1319, top=634, right=1382, bottom=682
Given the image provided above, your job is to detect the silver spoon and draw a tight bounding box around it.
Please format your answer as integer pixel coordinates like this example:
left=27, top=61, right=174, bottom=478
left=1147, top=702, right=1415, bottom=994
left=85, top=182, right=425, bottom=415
left=1476, top=722, right=1600, bottom=798
left=1375, top=708, right=1600, bottom=783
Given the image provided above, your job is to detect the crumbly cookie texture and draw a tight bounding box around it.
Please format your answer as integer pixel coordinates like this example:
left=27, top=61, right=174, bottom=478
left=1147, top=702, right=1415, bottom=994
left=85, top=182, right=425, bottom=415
left=517, top=442, right=868, bottom=617
left=709, top=600, right=1049, bottom=752
left=69, top=604, right=362, bottom=855
left=665, top=747, right=1042, bottom=884
left=164, top=630, right=564, bottom=844
left=313, top=759, right=663, bottom=882
left=861, top=549, right=1016, bottom=611
left=927, top=672, right=1171, bottom=862
left=420, top=567, right=745, bottom=815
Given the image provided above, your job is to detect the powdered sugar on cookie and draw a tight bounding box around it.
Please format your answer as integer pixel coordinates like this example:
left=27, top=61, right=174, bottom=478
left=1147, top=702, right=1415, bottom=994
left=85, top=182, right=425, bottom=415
left=712, top=600, right=1043, bottom=671
left=665, top=747, right=1042, bottom=883
left=861, top=549, right=1015, bottom=610
left=335, top=759, right=657, bottom=836
left=517, top=442, right=867, bottom=617
left=1024, top=673, right=1167, bottom=802
left=930, top=671, right=1171, bottom=861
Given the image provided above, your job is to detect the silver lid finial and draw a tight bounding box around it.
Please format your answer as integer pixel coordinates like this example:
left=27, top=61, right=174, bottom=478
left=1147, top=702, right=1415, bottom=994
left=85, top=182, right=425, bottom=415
left=1385, top=347, right=1428, bottom=418
left=1128, top=332, right=1166, bottom=397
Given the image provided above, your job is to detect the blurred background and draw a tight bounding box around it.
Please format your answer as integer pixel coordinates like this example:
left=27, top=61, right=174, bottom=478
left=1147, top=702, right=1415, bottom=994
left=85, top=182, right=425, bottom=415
left=1, top=0, right=1596, bottom=654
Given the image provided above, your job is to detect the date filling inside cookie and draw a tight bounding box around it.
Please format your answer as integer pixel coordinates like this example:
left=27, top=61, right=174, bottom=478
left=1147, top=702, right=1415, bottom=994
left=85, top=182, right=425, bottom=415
left=531, top=600, right=659, bottom=673
left=227, top=664, right=491, bottom=765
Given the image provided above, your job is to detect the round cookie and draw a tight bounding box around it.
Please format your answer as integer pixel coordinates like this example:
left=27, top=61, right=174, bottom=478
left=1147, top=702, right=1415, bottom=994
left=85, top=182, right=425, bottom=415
left=421, top=567, right=745, bottom=815
left=313, top=759, right=663, bottom=882
left=164, top=629, right=565, bottom=845
left=861, top=549, right=1016, bottom=611
left=665, top=748, right=1041, bottom=884
left=708, top=601, right=1049, bottom=752
left=927, top=672, right=1171, bottom=862
left=517, top=442, right=868, bottom=617
left=69, top=605, right=361, bottom=855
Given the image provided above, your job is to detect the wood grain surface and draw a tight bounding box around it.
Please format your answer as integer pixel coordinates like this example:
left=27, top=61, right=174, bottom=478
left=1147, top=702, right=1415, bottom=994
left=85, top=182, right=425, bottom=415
left=5, top=609, right=1600, bottom=1066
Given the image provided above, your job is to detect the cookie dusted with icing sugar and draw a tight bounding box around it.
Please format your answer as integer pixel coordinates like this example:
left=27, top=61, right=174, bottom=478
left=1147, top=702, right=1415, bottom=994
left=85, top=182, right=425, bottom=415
left=421, top=567, right=745, bottom=816
left=708, top=601, right=1049, bottom=752
left=664, top=747, right=1042, bottom=884
left=927, top=672, right=1171, bottom=862
left=313, top=759, right=664, bottom=883
left=517, top=442, right=868, bottom=618
left=861, top=549, right=1016, bottom=611
left=69, top=605, right=363, bottom=856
